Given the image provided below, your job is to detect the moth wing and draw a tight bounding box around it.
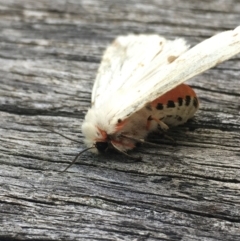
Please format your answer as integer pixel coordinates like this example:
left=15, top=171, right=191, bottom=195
left=91, top=34, right=189, bottom=107
left=101, top=26, right=240, bottom=128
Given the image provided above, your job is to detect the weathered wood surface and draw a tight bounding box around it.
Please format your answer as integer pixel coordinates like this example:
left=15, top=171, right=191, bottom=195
left=0, top=0, right=240, bottom=240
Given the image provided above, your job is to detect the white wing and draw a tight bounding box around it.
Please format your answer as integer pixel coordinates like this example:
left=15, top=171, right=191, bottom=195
left=92, top=26, right=240, bottom=131
left=91, top=35, right=189, bottom=107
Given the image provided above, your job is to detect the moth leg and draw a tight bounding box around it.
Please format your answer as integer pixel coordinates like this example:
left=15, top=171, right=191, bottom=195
left=147, top=115, right=169, bottom=131
left=110, top=141, right=141, bottom=162
left=157, top=128, right=176, bottom=144
left=120, top=134, right=165, bottom=148
left=147, top=116, right=176, bottom=145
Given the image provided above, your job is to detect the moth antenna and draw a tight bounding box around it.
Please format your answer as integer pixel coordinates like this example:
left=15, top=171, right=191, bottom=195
left=61, top=146, right=95, bottom=173
left=42, top=126, right=82, bottom=144
left=110, top=141, right=141, bottom=161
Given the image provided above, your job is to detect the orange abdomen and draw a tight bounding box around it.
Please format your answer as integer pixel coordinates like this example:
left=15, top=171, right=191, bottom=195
left=150, top=84, right=199, bottom=126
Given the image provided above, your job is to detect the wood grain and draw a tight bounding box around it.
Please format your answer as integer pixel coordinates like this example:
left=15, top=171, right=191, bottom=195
left=0, top=1, right=240, bottom=240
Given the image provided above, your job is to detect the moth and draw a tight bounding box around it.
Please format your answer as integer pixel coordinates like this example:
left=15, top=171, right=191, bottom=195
left=66, top=26, right=240, bottom=170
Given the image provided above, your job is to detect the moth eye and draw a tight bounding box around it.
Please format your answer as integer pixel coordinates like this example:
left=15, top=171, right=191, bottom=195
left=95, top=142, right=108, bottom=152
left=97, top=132, right=100, bottom=136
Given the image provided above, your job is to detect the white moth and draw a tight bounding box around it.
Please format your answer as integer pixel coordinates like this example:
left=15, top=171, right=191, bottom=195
left=81, top=26, right=240, bottom=156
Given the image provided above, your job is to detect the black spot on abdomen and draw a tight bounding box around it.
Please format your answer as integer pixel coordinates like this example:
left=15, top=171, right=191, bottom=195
left=193, top=97, right=199, bottom=108
left=156, top=103, right=164, bottom=110
left=178, top=97, right=183, bottom=106
left=167, top=100, right=175, bottom=108
left=185, top=95, right=191, bottom=106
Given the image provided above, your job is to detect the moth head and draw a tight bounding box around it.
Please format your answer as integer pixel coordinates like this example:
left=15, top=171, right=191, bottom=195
left=81, top=121, right=108, bottom=151
left=81, top=108, right=112, bottom=153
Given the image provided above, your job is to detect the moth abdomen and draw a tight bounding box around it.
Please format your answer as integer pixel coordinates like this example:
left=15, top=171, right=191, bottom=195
left=150, top=83, right=199, bottom=126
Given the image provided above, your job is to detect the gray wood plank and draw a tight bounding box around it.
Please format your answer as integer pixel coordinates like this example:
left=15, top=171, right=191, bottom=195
left=0, top=0, right=240, bottom=240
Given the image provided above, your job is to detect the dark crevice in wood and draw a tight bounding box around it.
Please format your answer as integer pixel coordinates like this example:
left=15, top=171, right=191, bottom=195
left=197, top=87, right=240, bottom=97
left=0, top=107, right=85, bottom=118
left=193, top=162, right=240, bottom=169
left=3, top=196, right=56, bottom=206
left=146, top=172, right=240, bottom=184
left=163, top=205, right=240, bottom=223
left=0, top=238, right=55, bottom=241
left=0, top=239, right=33, bottom=241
